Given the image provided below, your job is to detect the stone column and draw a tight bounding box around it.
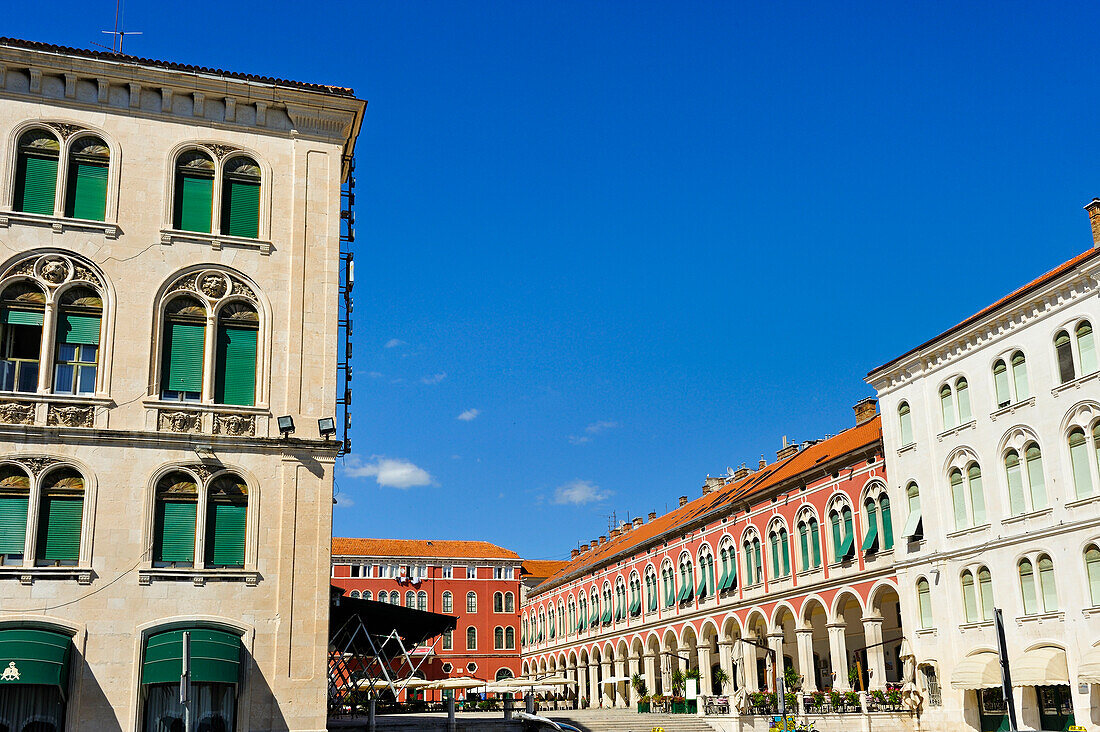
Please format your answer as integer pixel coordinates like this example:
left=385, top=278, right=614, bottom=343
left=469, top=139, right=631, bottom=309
left=697, top=646, right=714, bottom=696
left=627, top=654, right=641, bottom=706
left=644, top=652, right=659, bottom=696
left=588, top=662, right=599, bottom=707
left=717, top=641, right=733, bottom=694
left=795, top=629, right=816, bottom=692
left=601, top=660, right=613, bottom=707
left=615, top=658, right=628, bottom=708
left=862, top=617, right=886, bottom=690
left=567, top=664, right=577, bottom=704
left=768, top=632, right=785, bottom=691
left=741, top=641, right=759, bottom=692
left=826, top=623, right=850, bottom=691
left=660, top=652, right=672, bottom=695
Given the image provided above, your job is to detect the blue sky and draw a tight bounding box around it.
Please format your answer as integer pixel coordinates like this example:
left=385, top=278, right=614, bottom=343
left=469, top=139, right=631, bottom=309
left=16, top=1, right=1100, bottom=559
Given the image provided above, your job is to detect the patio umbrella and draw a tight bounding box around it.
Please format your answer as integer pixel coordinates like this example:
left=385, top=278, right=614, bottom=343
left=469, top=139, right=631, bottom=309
left=397, top=678, right=433, bottom=689
left=505, top=675, right=574, bottom=687
left=355, top=679, right=396, bottom=689
left=600, top=676, right=632, bottom=686
left=425, top=677, right=486, bottom=690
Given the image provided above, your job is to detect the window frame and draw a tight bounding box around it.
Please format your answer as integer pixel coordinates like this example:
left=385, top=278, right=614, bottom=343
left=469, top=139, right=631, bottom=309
left=163, top=144, right=269, bottom=242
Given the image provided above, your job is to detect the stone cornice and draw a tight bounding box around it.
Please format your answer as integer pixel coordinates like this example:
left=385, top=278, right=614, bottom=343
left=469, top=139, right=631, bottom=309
left=867, top=258, right=1100, bottom=395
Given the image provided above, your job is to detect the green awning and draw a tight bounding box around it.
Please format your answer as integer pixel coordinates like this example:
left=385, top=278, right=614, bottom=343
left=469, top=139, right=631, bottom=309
left=716, top=564, right=728, bottom=593
left=860, top=519, right=879, bottom=553
left=629, top=597, right=640, bottom=615
left=697, top=573, right=708, bottom=599
left=142, top=628, right=241, bottom=685
left=839, top=530, right=855, bottom=560
left=601, top=607, right=612, bottom=624
left=0, top=628, right=71, bottom=692
left=590, top=609, right=599, bottom=625
left=723, top=560, right=737, bottom=591
left=902, top=507, right=922, bottom=538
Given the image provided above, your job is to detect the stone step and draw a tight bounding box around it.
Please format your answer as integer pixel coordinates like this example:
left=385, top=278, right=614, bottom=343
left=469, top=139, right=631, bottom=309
left=545, top=711, right=718, bottom=732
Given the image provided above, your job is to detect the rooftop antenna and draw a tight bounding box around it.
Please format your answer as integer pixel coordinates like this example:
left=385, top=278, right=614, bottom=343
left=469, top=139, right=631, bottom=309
left=96, top=0, right=142, bottom=53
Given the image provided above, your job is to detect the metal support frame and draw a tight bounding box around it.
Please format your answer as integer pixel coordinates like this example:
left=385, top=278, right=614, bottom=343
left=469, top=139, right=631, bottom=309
left=336, top=157, right=356, bottom=456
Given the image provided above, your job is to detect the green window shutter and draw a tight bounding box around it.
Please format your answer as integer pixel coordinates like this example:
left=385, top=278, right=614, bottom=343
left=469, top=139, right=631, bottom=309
left=810, top=521, right=820, bottom=567
left=716, top=561, right=728, bottom=593
left=770, top=536, right=780, bottom=577
left=902, top=504, right=922, bottom=539
left=66, top=161, right=108, bottom=221
left=780, top=535, right=790, bottom=575
left=798, top=525, right=809, bottom=568
left=917, top=584, right=932, bottom=629
left=4, top=308, right=44, bottom=326
left=162, top=321, right=205, bottom=394
left=142, top=628, right=240, bottom=685
left=57, top=313, right=101, bottom=345
left=831, top=515, right=842, bottom=557
left=880, top=498, right=893, bottom=550
left=207, top=502, right=246, bottom=567
left=0, top=495, right=28, bottom=554
left=838, top=529, right=854, bottom=561
left=728, top=552, right=737, bottom=588
left=215, top=324, right=257, bottom=406
left=222, top=179, right=260, bottom=238
left=155, top=500, right=196, bottom=564
left=36, top=496, right=82, bottom=563
left=174, top=173, right=213, bottom=233
left=15, top=154, right=58, bottom=215
left=861, top=508, right=879, bottom=553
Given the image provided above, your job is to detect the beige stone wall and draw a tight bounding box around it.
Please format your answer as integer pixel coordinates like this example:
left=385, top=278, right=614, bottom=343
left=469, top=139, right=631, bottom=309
left=0, top=45, right=362, bottom=732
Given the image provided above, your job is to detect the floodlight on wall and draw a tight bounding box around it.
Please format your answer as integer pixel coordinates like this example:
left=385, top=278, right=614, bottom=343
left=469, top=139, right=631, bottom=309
left=318, top=417, right=336, bottom=439
left=277, top=415, right=295, bottom=438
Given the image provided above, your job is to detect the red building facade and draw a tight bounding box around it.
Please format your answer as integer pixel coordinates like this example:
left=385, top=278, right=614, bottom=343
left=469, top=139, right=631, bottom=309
left=521, top=405, right=907, bottom=709
left=331, top=538, right=527, bottom=693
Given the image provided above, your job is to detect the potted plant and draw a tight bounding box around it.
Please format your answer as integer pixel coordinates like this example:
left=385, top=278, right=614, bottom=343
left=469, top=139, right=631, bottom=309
left=844, top=690, right=860, bottom=710
left=671, top=695, right=687, bottom=714
left=633, top=674, right=650, bottom=712
left=829, top=690, right=843, bottom=711
left=671, top=669, right=686, bottom=697
left=713, top=668, right=730, bottom=694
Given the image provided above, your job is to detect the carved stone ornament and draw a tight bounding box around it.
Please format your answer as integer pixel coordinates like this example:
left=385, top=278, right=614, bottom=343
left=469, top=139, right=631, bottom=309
left=228, top=276, right=256, bottom=302
left=71, top=263, right=102, bottom=287
left=5, top=259, right=36, bottom=279
left=170, top=273, right=199, bottom=294
left=213, top=413, right=255, bottom=437
left=21, top=457, right=59, bottom=476
left=47, top=404, right=94, bottom=428
left=209, top=144, right=239, bottom=159
left=200, top=273, right=228, bottom=299
left=37, top=257, right=70, bottom=285
left=46, top=123, right=85, bottom=140
left=0, top=402, right=35, bottom=425
left=158, top=410, right=201, bottom=434
left=185, top=462, right=216, bottom=482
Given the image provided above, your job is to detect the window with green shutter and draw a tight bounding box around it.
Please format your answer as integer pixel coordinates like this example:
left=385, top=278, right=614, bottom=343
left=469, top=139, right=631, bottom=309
left=35, top=469, right=84, bottom=567
left=173, top=151, right=215, bottom=233
left=215, top=320, right=257, bottom=406
left=221, top=157, right=261, bottom=239
left=64, top=136, right=110, bottom=221
left=0, top=468, right=30, bottom=564
left=14, top=130, right=60, bottom=216
left=205, top=475, right=247, bottom=568
left=161, top=298, right=206, bottom=400
left=154, top=473, right=198, bottom=567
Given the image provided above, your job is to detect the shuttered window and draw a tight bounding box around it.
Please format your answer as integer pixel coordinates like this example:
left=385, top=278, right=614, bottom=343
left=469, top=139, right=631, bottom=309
left=1079, top=322, right=1098, bottom=375
left=15, top=154, right=58, bottom=216
left=1025, top=445, right=1046, bottom=510
left=155, top=500, right=196, bottom=565
left=58, top=313, right=101, bottom=345
left=880, top=496, right=893, bottom=550
left=916, top=578, right=932, bottom=629
left=1055, top=331, right=1075, bottom=383
left=1069, top=429, right=1093, bottom=499
left=1005, top=451, right=1026, bottom=516
left=809, top=518, right=820, bottom=566
left=206, top=500, right=246, bottom=568
left=3, top=308, right=44, bottom=326
left=174, top=172, right=214, bottom=233
left=35, top=494, right=82, bottom=565
left=0, top=495, right=28, bottom=556
left=215, top=324, right=257, bottom=406
left=65, top=161, right=108, bottom=221
left=162, top=321, right=205, bottom=395
left=222, top=179, right=260, bottom=238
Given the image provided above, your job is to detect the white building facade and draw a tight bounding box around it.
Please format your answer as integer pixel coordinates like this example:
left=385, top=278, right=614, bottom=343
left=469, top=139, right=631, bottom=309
left=867, top=228, right=1100, bottom=732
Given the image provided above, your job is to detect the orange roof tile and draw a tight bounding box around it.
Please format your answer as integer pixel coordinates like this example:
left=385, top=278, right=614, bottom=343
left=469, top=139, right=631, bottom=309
left=869, top=247, right=1100, bottom=377
left=531, top=416, right=882, bottom=595
left=332, top=537, right=521, bottom=560
left=522, top=560, right=570, bottom=578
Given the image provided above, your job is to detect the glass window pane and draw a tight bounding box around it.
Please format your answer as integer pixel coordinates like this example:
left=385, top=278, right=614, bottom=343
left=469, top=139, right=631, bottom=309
left=917, top=579, right=932, bottom=629
left=940, top=386, right=955, bottom=429
left=1071, top=429, right=1093, bottom=499
left=1005, top=451, right=1026, bottom=516
left=968, top=466, right=986, bottom=525
left=957, top=379, right=971, bottom=422
left=1038, top=557, right=1058, bottom=612
left=76, top=365, right=96, bottom=394
left=951, top=471, right=967, bottom=530
left=1056, top=332, right=1075, bottom=383
left=56, top=343, right=78, bottom=361
left=962, top=573, right=978, bottom=622
left=1011, top=353, right=1029, bottom=400
left=53, top=363, right=74, bottom=393
left=1019, top=560, right=1038, bottom=615
left=978, top=569, right=994, bottom=621
left=1078, top=322, right=1097, bottom=374
left=993, top=361, right=1011, bottom=407
left=1086, top=548, right=1100, bottom=607
left=1025, top=445, right=1046, bottom=510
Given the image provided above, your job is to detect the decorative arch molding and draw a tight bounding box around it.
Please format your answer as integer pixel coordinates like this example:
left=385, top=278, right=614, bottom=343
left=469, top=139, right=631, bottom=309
left=997, top=424, right=1043, bottom=455
left=942, top=445, right=981, bottom=474
left=698, top=619, right=721, bottom=641
left=860, top=477, right=889, bottom=503
left=770, top=601, right=798, bottom=628
left=678, top=621, right=699, bottom=647
left=793, top=503, right=820, bottom=524
left=720, top=613, right=744, bottom=639
left=1059, top=399, right=1100, bottom=434
left=865, top=579, right=902, bottom=618
left=798, top=594, right=830, bottom=628
left=830, top=590, right=867, bottom=622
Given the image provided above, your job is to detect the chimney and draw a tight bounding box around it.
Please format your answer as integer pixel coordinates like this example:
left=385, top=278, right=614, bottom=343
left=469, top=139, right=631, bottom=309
left=777, top=435, right=800, bottom=461
left=1087, top=199, right=1100, bottom=247
left=633, top=517, right=643, bottom=528
left=703, top=476, right=722, bottom=495
left=758, top=455, right=767, bottom=470
left=571, top=548, right=580, bottom=559
left=734, top=463, right=750, bottom=480
left=610, top=528, right=620, bottom=538
left=620, top=521, right=631, bottom=533
left=854, top=397, right=878, bottom=426
left=648, top=511, right=657, bottom=521
left=678, top=495, right=688, bottom=507
left=579, top=543, right=589, bottom=554
left=598, top=535, right=607, bottom=545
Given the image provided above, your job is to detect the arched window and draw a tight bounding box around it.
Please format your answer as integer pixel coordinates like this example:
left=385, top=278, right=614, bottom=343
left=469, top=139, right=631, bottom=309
left=467, top=591, right=477, bottom=613
left=548, top=607, right=555, bottom=637
left=505, top=627, right=515, bottom=649
left=1011, top=352, right=1029, bottom=401
left=0, top=281, right=46, bottom=393
left=567, top=598, right=575, bottom=631
left=916, top=577, right=933, bottom=629
left=950, top=464, right=986, bottom=530
left=390, top=591, right=399, bottom=604
left=1037, top=555, right=1058, bottom=612
left=404, top=591, right=414, bottom=607
left=442, top=629, right=452, bottom=649
left=829, top=504, right=855, bottom=562
left=697, top=545, right=717, bottom=596
left=862, top=497, right=879, bottom=555
left=494, top=591, right=504, bottom=613
left=956, top=378, right=972, bottom=422
left=898, top=401, right=913, bottom=445
left=54, top=286, right=102, bottom=395
left=363, top=590, right=372, bottom=601
left=880, top=494, right=893, bottom=550
left=350, top=590, right=360, bottom=599
left=214, top=302, right=258, bottom=406
left=677, top=555, right=695, bottom=603
left=1085, top=545, right=1100, bottom=607
left=220, top=156, right=261, bottom=239
left=65, top=136, right=110, bottom=221
left=1078, top=321, right=1097, bottom=375
left=442, top=591, right=453, bottom=614
left=662, top=562, right=675, bottom=607
left=466, top=627, right=477, bottom=650
left=1068, top=428, right=1095, bottom=499
left=768, top=526, right=790, bottom=578
left=645, top=566, right=659, bottom=610
left=377, top=592, right=388, bottom=604
left=505, top=592, right=515, bottom=613
left=160, top=296, right=206, bottom=401
left=940, top=384, right=955, bottom=430
left=1055, top=330, right=1075, bottom=384
left=1005, top=450, right=1025, bottom=516
left=968, top=465, right=987, bottom=526
left=205, top=474, right=247, bottom=568
left=1019, top=558, right=1038, bottom=615
left=173, top=150, right=215, bottom=233
left=977, top=567, right=993, bottom=621
left=993, top=359, right=1011, bottom=408
left=961, top=570, right=979, bottom=622
left=35, top=468, right=86, bottom=566
left=14, top=129, right=60, bottom=215
left=417, top=590, right=427, bottom=611
left=903, top=482, right=923, bottom=540
left=153, top=472, right=197, bottom=568
left=494, top=627, right=504, bottom=649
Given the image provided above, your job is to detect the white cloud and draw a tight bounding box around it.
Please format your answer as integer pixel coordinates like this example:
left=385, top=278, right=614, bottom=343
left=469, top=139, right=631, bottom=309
left=367, top=371, right=385, bottom=379
left=341, top=456, right=434, bottom=489
left=385, top=338, right=407, bottom=349
left=553, top=479, right=611, bottom=506
left=567, top=435, right=591, bottom=445
left=585, top=420, right=620, bottom=434
left=421, top=372, right=447, bottom=385
left=334, top=494, right=354, bottom=508
left=457, top=408, right=480, bottom=421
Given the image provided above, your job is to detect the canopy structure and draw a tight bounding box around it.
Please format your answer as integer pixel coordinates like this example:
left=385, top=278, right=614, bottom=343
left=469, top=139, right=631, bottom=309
left=601, top=676, right=632, bottom=686
left=951, top=651, right=1001, bottom=690
left=425, top=677, right=485, bottom=690
left=1012, top=646, right=1069, bottom=687
left=328, top=588, right=457, bottom=717
left=0, top=628, right=72, bottom=695
left=1079, top=647, right=1100, bottom=685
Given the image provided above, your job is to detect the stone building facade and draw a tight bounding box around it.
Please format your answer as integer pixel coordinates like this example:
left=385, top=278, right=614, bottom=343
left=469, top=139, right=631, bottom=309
left=867, top=231, right=1100, bottom=732
left=0, top=38, right=364, bottom=731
